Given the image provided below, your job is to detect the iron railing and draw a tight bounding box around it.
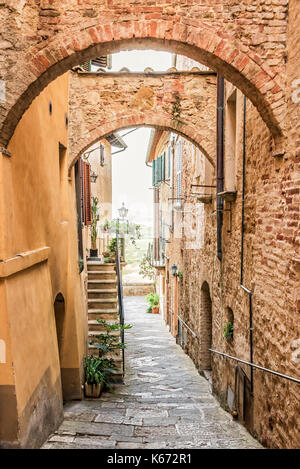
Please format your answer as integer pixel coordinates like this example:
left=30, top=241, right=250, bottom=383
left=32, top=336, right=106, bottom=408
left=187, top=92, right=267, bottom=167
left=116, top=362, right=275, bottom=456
left=115, top=234, right=125, bottom=375
left=209, top=349, right=300, bottom=385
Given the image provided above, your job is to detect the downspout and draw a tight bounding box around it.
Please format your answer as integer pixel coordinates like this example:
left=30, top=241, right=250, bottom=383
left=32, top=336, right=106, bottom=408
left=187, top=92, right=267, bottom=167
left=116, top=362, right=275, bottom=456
left=216, top=75, right=225, bottom=261
left=240, top=96, right=254, bottom=395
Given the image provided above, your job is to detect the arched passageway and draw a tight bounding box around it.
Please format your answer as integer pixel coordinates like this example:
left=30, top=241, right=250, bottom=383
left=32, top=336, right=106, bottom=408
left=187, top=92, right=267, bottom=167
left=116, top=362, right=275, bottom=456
left=0, top=2, right=288, bottom=151
left=68, top=69, right=217, bottom=173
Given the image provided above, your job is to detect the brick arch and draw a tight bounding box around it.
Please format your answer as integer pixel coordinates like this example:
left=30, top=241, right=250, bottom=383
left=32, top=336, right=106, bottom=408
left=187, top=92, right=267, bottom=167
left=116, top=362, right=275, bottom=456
left=68, top=70, right=217, bottom=174
left=69, top=115, right=214, bottom=176
left=0, top=8, right=287, bottom=152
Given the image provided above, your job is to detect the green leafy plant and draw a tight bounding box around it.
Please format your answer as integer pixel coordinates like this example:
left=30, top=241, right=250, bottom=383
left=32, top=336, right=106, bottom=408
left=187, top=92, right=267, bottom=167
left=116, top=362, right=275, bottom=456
left=139, top=254, right=156, bottom=282
left=84, top=356, right=117, bottom=392
left=146, top=292, right=159, bottom=308
left=129, top=224, right=141, bottom=247
left=223, top=322, right=234, bottom=341
left=102, top=237, right=123, bottom=263
left=87, top=319, right=132, bottom=391
left=102, top=219, right=110, bottom=232
left=90, top=197, right=99, bottom=250
left=178, top=271, right=183, bottom=281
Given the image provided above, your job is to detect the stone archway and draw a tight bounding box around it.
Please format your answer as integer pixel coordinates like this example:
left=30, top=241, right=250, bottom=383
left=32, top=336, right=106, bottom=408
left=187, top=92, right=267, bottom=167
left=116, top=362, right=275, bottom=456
left=68, top=69, right=217, bottom=173
left=0, top=2, right=288, bottom=151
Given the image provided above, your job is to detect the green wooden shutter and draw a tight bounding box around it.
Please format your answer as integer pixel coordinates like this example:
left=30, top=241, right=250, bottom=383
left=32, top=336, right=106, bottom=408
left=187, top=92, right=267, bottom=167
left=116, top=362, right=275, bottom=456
left=162, top=152, right=166, bottom=181
left=152, top=159, right=156, bottom=186
left=157, top=156, right=161, bottom=184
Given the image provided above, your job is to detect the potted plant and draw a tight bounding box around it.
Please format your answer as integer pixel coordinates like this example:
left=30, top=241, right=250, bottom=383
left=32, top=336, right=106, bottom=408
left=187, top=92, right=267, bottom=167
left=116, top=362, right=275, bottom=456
left=146, top=292, right=160, bottom=314
left=84, top=356, right=104, bottom=398
left=102, top=238, right=118, bottom=263
left=87, top=319, right=132, bottom=394
left=90, top=197, right=99, bottom=257
left=84, top=355, right=119, bottom=397
left=102, top=219, right=110, bottom=232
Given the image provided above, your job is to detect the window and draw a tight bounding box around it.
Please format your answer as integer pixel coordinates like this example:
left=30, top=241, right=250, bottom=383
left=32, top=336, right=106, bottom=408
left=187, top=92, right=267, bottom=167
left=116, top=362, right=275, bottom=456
left=152, top=152, right=166, bottom=186
left=225, top=89, right=237, bottom=191
left=79, top=158, right=92, bottom=226
left=83, top=161, right=92, bottom=225
left=176, top=139, right=182, bottom=198
left=167, top=146, right=172, bottom=180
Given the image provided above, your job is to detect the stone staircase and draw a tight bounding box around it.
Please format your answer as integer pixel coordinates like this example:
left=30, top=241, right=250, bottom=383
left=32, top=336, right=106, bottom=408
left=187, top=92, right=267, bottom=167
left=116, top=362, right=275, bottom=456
left=87, top=260, right=123, bottom=381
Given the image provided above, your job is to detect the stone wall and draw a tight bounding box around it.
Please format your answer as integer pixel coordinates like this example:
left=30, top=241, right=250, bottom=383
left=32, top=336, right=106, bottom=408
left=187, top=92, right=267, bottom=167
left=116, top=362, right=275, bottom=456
left=68, top=70, right=217, bottom=172
left=0, top=0, right=288, bottom=149
left=176, top=89, right=299, bottom=448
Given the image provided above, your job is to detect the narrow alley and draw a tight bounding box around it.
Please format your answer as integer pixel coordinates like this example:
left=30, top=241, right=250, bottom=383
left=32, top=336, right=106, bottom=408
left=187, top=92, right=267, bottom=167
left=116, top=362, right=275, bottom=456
left=43, top=297, right=262, bottom=450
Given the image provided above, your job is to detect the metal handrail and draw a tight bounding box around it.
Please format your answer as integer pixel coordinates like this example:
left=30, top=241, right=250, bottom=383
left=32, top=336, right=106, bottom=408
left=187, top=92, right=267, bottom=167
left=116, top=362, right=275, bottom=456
left=178, top=316, right=198, bottom=339
left=115, top=235, right=125, bottom=375
left=209, top=349, right=300, bottom=385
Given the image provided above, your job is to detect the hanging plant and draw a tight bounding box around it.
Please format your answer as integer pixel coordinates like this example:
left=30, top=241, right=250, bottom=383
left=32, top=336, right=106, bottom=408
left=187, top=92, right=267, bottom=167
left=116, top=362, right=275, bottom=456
left=223, top=322, right=234, bottom=341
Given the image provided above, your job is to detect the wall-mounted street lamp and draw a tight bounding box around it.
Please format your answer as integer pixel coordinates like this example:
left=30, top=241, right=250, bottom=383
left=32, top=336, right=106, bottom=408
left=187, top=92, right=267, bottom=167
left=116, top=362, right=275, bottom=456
left=171, top=264, right=178, bottom=277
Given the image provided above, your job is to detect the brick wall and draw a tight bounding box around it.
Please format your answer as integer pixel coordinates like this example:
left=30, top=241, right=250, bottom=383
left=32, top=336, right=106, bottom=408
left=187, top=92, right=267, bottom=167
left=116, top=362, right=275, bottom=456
left=68, top=70, right=217, bottom=172
left=0, top=0, right=288, bottom=150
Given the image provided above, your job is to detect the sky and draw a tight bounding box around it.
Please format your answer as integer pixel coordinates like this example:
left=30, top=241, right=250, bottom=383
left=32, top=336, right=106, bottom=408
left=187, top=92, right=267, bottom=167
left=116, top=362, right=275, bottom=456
left=110, top=51, right=173, bottom=226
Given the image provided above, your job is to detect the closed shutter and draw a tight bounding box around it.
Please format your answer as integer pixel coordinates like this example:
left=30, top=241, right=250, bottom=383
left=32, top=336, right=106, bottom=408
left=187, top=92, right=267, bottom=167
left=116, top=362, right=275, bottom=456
left=152, top=159, right=156, bottom=186
left=162, top=152, right=166, bottom=181
left=168, top=146, right=172, bottom=180
left=83, top=161, right=92, bottom=225
left=156, top=156, right=161, bottom=184
left=177, top=140, right=182, bottom=198
left=79, top=158, right=85, bottom=224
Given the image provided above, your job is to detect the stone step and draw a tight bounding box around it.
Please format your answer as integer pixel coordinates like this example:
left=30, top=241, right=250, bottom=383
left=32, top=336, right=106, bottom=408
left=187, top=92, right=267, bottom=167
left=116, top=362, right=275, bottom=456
left=88, top=279, right=117, bottom=289
left=87, top=263, right=116, bottom=272
left=88, top=271, right=117, bottom=281
left=88, top=310, right=119, bottom=321
left=88, top=289, right=117, bottom=299
left=88, top=330, right=120, bottom=338
left=88, top=299, right=118, bottom=310
left=88, top=319, right=119, bottom=331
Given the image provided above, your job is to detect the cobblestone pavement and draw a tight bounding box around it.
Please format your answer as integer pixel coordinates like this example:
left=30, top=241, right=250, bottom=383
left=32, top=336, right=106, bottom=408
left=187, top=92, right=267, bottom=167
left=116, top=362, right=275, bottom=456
left=43, top=297, right=262, bottom=449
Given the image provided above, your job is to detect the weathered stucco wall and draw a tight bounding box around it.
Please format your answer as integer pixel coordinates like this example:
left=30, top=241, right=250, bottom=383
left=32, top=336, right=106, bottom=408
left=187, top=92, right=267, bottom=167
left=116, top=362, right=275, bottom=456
left=0, top=73, right=87, bottom=448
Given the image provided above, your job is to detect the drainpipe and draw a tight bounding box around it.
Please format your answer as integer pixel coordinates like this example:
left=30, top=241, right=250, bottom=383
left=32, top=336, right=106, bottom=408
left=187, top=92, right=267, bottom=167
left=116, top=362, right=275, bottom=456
left=216, top=75, right=225, bottom=261
left=240, top=96, right=254, bottom=395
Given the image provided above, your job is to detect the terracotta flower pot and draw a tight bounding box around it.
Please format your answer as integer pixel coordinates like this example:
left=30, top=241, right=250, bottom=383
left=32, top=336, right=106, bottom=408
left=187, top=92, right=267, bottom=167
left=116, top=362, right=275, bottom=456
left=152, top=306, right=159, bottom=314
left=84, top=382, right=103, bottom=398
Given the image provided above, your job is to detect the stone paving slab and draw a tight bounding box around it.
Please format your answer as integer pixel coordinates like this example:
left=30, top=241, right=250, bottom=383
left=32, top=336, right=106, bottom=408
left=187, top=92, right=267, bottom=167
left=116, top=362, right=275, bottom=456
left=43, top=297, right=262, bottom=449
